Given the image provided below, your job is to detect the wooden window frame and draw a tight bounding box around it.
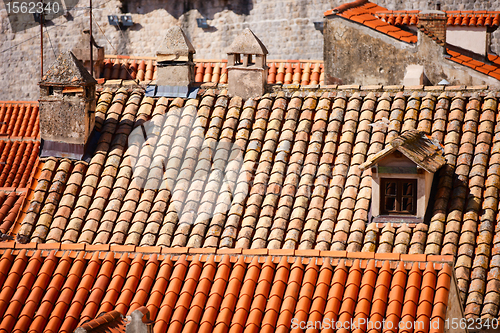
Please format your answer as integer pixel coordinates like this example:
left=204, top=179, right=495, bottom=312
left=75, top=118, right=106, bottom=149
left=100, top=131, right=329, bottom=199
left=380, top=178, right=417, bottom=215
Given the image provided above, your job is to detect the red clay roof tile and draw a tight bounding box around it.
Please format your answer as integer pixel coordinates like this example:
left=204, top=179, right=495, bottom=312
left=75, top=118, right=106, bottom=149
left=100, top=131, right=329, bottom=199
left=7, top=82, right=500, bottom=324
left=101, top=57, right=325, bottom=86
left=0, top=245, right=461, bottom=333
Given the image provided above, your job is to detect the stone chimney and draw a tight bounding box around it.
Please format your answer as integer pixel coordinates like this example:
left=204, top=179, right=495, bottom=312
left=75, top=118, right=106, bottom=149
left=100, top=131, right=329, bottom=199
left=156, top=26, right=196, bottom=87
left=417, top=10, right=447, bottom=46
left=71, top=30, right=104, bottom=77
left=226, top=28, right=268, bottom=99
left=39, top=51, right=97, bottom=160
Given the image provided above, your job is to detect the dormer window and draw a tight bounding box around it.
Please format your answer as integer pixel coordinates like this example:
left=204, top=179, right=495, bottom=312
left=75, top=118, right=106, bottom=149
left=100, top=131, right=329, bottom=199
left=381, top=178, right=417, bottom=215
left=360, top=129, right=445, bottom=224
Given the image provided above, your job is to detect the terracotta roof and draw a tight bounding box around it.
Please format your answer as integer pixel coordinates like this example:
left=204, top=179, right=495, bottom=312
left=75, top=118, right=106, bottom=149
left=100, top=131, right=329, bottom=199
left=324, top=0, right=418, bottom=43
left=99, top=56, right=325, bottom=86
left=10, top=87, right=500, bottom=321
left=360, top=129, right=446, bottom=173
left=0, top=140, right=39, bottom=188
left=0, top=191, right=25, bottom=237
left=375, top=10, right=500, bottom=28
left=0, top=246, right=454, bottom=333
left=0, top=100, right=40, bottom=234
left=0, top=101, right=39, bottom=138
left=324, top=1, right=500, bottom=81
left=447, top=49, right=500, bottom=81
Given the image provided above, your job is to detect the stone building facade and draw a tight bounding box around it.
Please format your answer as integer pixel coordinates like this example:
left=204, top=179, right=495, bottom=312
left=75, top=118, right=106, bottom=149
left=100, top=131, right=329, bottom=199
left=324, top=10, right=500, bottom=86
left=1, top=0, right=500, bottom=100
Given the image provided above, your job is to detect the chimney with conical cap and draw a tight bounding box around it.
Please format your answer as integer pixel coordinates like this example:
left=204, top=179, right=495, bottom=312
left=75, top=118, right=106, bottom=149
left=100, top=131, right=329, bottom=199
left=226, top=28, right=268, bottom=99
left=156, top=26, right=196, bottom=87
left=39, top=51, right=97, bottom=160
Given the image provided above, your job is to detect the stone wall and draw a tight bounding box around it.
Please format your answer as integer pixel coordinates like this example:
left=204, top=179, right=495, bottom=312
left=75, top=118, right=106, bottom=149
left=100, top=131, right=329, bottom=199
left=1, top=0, right=500, bottom=100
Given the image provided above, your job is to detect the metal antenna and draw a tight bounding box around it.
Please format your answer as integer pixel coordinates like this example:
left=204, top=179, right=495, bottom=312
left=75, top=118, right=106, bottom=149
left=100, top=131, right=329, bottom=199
left=40, top=1, right=44, bottom=79
left=90, top=0, right=93, bottom=77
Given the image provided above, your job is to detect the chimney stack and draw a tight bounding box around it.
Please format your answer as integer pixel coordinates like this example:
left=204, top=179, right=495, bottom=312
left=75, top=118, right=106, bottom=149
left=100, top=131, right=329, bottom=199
left=39, top=51, right=97, bottom=160
left=71, top=30, right=104, bottom=77
left=226, top=28, right=268, bottom=99
left=418, top=10, right=447, bottom=46
left=156, top=26, right=196, bottom=88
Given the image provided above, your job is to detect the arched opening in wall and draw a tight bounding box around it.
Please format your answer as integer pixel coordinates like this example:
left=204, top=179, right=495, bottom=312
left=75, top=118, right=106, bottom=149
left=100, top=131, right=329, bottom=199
left=234, top=54, right=253, bottom=66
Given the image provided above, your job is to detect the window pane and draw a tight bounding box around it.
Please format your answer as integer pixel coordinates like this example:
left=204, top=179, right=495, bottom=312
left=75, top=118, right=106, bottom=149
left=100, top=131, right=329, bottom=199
left=402, top=197, right=413, bottom=212
left=385, top=197, right=396, bottom=211
left=385, top=182, right=397, bottom=195
left=403, top=182, right=414, bottom=196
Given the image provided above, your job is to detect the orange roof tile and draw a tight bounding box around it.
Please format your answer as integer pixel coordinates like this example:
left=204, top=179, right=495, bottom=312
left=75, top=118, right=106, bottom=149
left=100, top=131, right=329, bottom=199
left=0, top=101, right=39, bottom=139
left=373, top=10, right=500, bottom=28
left=100, top=57, right=325, bottom=86
left=325, top=0, right=418, bottom=44
left=0, top=249, right=455, bottom=333
left=446, top=48, right=500, bottom=78
left=7, top=84, right=500, bottom=323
